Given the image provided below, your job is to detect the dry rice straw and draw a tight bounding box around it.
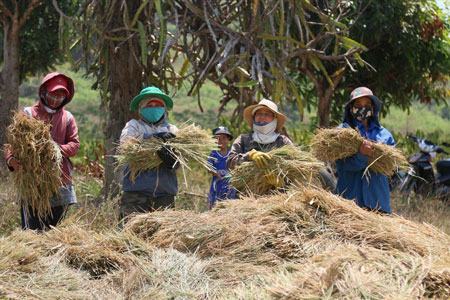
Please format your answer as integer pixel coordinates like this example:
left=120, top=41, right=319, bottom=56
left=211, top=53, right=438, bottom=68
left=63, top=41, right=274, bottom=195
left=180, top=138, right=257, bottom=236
left=116, top=123, right=217, bottom=182
left=6, top=112, right=62, bottom=220
left=311, top=127, right=408, bottom=176
left=230, top=145, right=324, bottom=195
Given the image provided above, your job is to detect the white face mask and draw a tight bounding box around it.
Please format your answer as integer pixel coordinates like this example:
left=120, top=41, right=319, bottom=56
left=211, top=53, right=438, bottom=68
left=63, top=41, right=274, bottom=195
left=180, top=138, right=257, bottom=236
left=252, top=120, right=279, bottom=144
left=43, top=105, right=57, bottom=114
left=253, top=119, right=277, bottom=135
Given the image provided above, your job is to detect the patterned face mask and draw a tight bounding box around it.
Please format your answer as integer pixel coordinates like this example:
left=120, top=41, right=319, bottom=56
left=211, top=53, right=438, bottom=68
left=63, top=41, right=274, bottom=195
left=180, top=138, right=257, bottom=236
left=46, top=92, right=66, bottom=109
left=351, top=106, right=372, bottom=122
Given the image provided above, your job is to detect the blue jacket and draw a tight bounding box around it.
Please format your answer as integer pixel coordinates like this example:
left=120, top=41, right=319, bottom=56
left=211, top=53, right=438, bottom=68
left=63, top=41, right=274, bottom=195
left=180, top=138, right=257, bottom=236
left=121, top=119, right=178, bottom=197
left=335, top=96, right=395, bottom=213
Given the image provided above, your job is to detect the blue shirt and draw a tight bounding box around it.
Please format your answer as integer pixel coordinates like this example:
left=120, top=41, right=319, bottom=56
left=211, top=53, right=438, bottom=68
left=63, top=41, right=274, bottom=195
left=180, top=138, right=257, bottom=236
left=335, top=97, right=395, bottom=213
left=208, top=150, right=237, bottom=206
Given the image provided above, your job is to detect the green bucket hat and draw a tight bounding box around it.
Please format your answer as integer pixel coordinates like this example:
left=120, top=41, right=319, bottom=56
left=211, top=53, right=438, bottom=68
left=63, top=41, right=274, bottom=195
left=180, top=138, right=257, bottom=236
left=130, top=86, right=174, bottom=112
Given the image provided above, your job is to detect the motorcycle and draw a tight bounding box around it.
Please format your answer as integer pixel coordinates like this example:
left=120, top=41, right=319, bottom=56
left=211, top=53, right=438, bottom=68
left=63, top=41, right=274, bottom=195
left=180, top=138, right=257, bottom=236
left=395, top=135, right=450, bottom=200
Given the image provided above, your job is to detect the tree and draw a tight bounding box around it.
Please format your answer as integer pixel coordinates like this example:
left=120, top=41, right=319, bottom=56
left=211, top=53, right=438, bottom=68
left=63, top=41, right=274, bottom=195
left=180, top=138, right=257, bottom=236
left=324, top=0, right=449, bottom=125
left=0, top=0, right=76, bottom=173
left=343, top=0, right=449, bottom=112
left=60, top=0, right=366, bottom=197
left=175, top=0, right=368, bottom=127
left=70, top=1, right=182, bottom=197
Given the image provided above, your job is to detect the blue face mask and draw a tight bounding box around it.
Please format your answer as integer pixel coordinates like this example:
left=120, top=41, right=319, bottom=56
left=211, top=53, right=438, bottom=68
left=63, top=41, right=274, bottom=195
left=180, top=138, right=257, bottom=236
left=140, top=107, right=165, bottom=124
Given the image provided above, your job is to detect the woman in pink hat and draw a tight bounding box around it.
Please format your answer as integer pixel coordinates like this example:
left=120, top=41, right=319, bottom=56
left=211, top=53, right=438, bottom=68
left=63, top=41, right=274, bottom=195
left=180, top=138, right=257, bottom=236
left=4, top=72, right=80, bottom=230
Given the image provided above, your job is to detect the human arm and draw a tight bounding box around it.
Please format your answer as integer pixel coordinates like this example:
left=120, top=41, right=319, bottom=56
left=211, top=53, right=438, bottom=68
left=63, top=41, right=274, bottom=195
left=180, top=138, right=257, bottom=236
left=227, top=135, right=248, bottom=169
left=59, top=116, right=80, bottom=158
left=4, top=144, right=21, bottom=171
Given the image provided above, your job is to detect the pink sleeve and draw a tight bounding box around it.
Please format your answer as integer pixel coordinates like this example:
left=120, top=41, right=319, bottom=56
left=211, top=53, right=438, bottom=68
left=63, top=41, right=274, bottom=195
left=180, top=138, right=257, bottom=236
left=59, top=116, right=80, bottom=157
left=3, top=144, right=14, bottom=171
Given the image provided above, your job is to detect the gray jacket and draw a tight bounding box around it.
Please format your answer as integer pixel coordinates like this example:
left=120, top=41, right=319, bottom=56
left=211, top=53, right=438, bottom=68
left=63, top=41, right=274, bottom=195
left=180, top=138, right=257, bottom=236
left=227, top=133, right=293, bottom=169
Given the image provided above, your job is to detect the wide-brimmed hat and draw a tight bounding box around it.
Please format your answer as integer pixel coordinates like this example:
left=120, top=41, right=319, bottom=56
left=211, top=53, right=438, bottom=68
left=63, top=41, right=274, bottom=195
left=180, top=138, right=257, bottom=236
left=130, top=86, right=173, bottom=112
left=212, top=126, right=233, bottom=140
left=345, top=86, right=382, bottom=109
left=243, top=98, right=287, bottom=131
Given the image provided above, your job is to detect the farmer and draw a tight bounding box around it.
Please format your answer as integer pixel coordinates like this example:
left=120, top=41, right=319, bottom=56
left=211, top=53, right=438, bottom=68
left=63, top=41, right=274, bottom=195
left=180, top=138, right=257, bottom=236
left=335, top=87, right=395, bottom=213
left=119, top=86, right=179, bottom=221
left=227, top=98, right=293, bottom=189
left=208, top=126, right=237, bottom=209
left=4, top=72, right=80, bottom=230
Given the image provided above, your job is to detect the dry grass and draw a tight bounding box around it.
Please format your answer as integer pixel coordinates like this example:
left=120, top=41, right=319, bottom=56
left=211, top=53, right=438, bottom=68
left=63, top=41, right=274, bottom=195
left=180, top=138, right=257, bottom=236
left=392, top=192, right=450, bottom=234
left=230, top=145, right=324, bottom=195
left=311, top=127, right=408, bottom=176
left=5, top=112, right=62, bottom=220
left=116, top=123, right=217, bottom=182
left=0, top=175, right=449, bottom=298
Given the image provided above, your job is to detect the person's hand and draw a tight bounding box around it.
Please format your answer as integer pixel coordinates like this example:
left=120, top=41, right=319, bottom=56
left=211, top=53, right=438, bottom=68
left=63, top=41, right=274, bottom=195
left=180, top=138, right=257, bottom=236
left=247, top=149, right=272, bottom=169
left=263, top=171, right=284, bottom=188
left=154, top=132, right=176, bottom=142
left=359, top=140, right=374, bottom=157
left=156, top=145, right=179, bottom=169
left=8, top=157, right=22, bottom=171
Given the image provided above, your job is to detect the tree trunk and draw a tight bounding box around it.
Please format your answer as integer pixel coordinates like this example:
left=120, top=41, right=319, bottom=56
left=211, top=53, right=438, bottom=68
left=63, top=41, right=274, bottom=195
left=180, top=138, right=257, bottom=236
left=0, top=20, right=21, bottom=175
left=102, top=3, right=144, bottom=199
left=316, top=71, right=345, bottom=127
left=317, top=93, right=331, bottom=127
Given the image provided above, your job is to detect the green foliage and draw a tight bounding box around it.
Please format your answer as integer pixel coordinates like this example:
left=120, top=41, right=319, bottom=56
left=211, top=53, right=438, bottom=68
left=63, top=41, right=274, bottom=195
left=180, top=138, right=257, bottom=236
left=333, top=0, right=449, bottom=114
left=0, top=1, right=80, bottom=80
left=381, top=102, right=450, bottom=143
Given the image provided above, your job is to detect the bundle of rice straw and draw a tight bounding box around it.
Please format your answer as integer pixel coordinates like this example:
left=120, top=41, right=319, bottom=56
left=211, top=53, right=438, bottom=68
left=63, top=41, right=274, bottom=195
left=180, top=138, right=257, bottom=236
left=310, top=127, right=408, bottom=176
left=230, top=145, right=324, bottom=195
left=6, top=112, right=62, bottom=220
left=116, top=123, right=217, bottom=181
left=125, top=187, right=449, bottom=275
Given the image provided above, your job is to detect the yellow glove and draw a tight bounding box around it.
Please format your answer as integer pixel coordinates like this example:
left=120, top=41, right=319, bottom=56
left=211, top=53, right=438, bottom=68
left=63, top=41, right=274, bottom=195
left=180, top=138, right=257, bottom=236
left=263, top=171, right=284, bottom=188
left=247, top=149, right=272, bottom=169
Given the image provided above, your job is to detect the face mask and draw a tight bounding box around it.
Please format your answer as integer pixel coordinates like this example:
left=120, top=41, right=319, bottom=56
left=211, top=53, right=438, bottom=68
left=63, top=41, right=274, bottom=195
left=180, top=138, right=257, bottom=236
left=140, top=107, right=165, bottom=124
left=351, top=106, right=372, bottom=122
left=46, top=92, right=65, bottom=109
left=253, top=120, right=277, bottom=135
left=43, top=105, right=57, bottom=114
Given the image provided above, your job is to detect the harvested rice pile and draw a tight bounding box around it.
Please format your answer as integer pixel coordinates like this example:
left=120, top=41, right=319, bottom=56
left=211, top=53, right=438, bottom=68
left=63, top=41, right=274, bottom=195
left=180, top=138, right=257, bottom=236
left=230, top=145, right=324, bottom=195
left=116, top=123, right=217, bottom=181
left=5, top=112, right=62, bottom=220
left=311, top=127, right=408, bottom=176
left=1, top=188, right=448, bottom=298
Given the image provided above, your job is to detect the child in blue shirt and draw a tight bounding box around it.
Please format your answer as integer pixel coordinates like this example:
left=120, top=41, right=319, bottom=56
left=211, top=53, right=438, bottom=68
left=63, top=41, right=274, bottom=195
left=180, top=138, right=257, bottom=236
left=208, top=127, right=237, bottom=208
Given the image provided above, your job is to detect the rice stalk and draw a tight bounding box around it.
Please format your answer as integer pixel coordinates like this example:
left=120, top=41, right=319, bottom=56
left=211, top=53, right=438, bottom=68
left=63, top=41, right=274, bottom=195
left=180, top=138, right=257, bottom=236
left=116, top=123, right=217, bottom=182
left=5, top=112, right=62, bottom=220
left=230, top=145, right=324, bottom=195
left=311, top=127, right=408, bottom=176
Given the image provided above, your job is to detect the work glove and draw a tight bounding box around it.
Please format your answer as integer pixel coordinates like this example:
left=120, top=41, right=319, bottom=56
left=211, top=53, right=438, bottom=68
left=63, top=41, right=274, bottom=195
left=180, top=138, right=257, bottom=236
left=263, top=170, right=284, bottom=188
left=247, top=149, right=272, bottom=169
left=154, top=132, right=176, bottom=142
left=157, top=145, right=179, bottom=169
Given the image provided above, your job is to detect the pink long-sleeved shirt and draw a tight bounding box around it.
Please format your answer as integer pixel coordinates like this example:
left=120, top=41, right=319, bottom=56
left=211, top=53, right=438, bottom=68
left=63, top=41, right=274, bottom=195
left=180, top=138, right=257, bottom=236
left=4, top=101, right=80, bottom=185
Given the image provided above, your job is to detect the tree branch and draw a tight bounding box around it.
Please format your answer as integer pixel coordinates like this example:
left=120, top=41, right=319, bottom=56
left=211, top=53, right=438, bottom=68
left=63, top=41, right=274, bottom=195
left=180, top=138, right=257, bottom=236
left=18, top=0, right=41, bottom=29
left=0, top=1, right=13, bottom=21
left=290, top=47, right=360, bottom=61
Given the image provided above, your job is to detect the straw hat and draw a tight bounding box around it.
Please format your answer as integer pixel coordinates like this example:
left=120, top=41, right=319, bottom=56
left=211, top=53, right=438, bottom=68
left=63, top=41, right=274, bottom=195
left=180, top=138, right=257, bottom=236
left=243, top=98, right=287, bottom=131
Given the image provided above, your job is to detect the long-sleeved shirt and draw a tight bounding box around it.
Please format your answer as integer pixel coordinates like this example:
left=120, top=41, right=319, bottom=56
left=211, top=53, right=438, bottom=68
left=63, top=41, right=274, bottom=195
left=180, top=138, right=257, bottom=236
left=4, top=101, right=80, bottom=186
left=227, top=133, right=293, bottom=169
left=336, top=96, right=395, bottom=213
left=120, top=118, right=179, bottom=196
